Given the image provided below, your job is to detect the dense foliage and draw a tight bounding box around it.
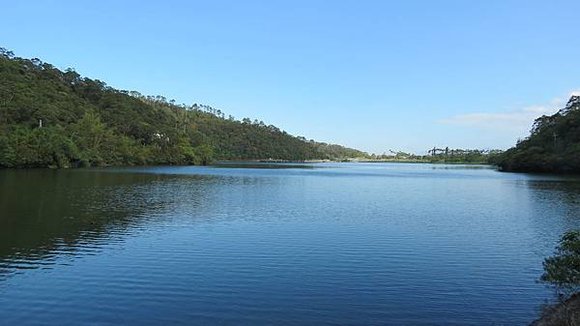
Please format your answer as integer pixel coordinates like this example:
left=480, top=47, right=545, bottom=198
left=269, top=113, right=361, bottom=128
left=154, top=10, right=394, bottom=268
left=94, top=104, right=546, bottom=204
left=536, top=231, right=580, bottom=325
left=494, top=96, right=580, bottom=173
left=542, top=230, right=580, bottom=291
left=367, top=148, right=503, bottom=164
left=0, top=49, right=367, bottom=168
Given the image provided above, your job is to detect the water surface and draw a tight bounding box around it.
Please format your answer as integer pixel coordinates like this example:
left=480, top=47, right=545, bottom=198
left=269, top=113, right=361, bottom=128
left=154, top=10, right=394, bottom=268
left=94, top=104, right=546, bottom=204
left=1, top=163, right=580, bottom=325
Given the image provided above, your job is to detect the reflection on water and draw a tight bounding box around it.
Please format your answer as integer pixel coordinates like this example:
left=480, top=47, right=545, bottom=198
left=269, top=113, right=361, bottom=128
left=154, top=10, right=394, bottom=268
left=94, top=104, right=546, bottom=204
left=0, top=163, right=580, bottom=325
left=214, top=161, right=318, bottom=169
left=0, top=170, right=218, bottom=279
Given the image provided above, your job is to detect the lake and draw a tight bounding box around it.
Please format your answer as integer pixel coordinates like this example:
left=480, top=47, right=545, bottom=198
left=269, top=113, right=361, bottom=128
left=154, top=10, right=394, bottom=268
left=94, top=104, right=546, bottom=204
left=1, top=163, right=580, bottom=325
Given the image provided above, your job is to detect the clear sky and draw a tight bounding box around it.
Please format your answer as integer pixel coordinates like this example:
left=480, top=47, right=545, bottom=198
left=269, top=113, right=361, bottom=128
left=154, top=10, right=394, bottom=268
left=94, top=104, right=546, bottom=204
left=1, top=0, right=579, bottom=154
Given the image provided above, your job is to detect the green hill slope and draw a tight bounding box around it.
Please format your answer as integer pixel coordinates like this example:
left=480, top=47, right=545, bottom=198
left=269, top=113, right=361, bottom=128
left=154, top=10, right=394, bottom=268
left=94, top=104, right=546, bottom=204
left=494, top=96, right=580, bottom=173
left=0, top=48, right=367, bottom=168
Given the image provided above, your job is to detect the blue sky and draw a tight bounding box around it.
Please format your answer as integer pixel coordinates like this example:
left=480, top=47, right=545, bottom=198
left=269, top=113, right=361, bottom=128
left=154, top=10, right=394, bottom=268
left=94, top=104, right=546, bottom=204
left=1, top=0, right=579, bottom=153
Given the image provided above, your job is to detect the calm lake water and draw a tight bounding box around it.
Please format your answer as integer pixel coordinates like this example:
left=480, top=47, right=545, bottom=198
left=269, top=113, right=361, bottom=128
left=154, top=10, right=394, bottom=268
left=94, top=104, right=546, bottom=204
left=1, top=163, right=580, bottom=325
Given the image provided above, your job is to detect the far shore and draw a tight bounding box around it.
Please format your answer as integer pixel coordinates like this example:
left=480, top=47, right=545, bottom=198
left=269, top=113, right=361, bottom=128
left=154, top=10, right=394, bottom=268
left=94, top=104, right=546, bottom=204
left=251, top=158, right=492, bottom=165
left=0, top=159, right=495, bottom=170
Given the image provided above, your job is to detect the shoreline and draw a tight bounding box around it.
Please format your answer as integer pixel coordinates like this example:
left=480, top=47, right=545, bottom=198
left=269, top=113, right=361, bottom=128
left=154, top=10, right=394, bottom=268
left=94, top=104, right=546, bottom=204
left=0, top=159, right=495, bottom=170
left=531, top=293, right=580, bottom=325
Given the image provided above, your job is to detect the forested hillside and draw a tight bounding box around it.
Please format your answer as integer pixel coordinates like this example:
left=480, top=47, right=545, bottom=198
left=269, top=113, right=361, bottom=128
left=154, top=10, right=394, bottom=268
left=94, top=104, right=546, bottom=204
left=0, top=48, right=367, bottom=168
left=494, top=96, right=580, bottom=173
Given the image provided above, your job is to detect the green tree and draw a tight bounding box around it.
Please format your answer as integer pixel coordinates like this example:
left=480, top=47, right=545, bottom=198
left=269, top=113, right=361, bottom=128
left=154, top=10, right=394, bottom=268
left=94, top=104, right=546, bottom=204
left=192, top=143, right=214, bottom=165
left=496, top=96, right=580, bottom=173
left=0, top=49, right=367, bottom=168
left=70, top=111, right=110, bottom=166
left=542, top=230, right=580, bottom=295
left=539, top=231, right=580, bottom=325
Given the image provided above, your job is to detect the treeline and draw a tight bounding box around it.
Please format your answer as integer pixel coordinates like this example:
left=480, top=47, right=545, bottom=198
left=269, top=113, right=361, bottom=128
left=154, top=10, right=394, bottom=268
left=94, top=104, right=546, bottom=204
left=493, top=96, right=580, bottom=173
left=0, top=48, right=367, bottom=168
left=366, top=148, right=503, bottom=164
left=426, top=148, right=504, bottom=164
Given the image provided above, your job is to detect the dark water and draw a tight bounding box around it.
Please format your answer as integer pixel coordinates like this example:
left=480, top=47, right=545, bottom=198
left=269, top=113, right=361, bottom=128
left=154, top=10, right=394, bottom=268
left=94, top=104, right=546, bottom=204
left=1, top=163, right=580, bottom=325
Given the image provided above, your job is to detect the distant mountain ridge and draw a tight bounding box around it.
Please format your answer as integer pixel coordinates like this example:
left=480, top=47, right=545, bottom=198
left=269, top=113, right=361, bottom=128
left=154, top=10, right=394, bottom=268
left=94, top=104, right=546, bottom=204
left=0, top=48, right=367, bottom=168
left=494, top=95, right=580, bottom=173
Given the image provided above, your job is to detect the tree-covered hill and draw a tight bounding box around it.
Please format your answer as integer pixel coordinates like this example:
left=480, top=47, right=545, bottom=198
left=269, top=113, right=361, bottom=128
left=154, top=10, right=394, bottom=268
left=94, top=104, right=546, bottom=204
left=494, top=96, right=580, bottom=173
left=0, top=48, right=367, bottom=168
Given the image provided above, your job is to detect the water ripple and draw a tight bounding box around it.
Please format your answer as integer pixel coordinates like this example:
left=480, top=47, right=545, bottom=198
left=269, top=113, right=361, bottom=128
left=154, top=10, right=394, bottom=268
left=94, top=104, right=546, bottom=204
left=0, top=164, right=579, bottom=325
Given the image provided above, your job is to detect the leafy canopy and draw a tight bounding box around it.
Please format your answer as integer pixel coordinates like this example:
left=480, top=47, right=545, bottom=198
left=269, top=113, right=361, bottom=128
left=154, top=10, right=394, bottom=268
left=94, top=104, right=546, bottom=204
left=0, top=48, right=367, bottom=168
left=494, top=96, right=580, bottom=173
left=542, top=230, right=580, bottom=294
